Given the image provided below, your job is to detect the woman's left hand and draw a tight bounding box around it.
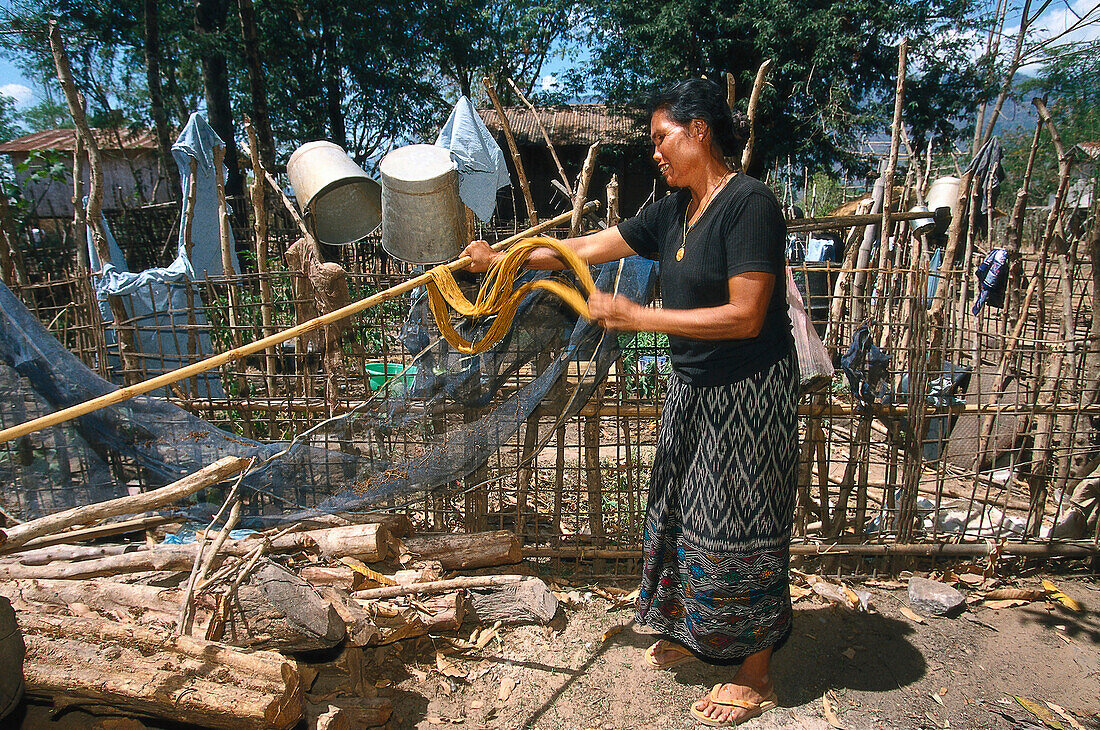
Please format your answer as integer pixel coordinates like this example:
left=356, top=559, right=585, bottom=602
left=587, top=290, right=643, bottom=332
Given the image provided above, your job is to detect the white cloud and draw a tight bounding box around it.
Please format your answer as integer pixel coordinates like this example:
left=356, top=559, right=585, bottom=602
left=1031, top=0, right=1100, bottom=45
left=0, top=83, right=34, bottom=107
left=540, top=74, right=558, bottom=91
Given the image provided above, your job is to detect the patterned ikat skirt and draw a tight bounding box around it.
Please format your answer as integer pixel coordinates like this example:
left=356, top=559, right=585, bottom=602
left=636, top=352, right=799, bottom=665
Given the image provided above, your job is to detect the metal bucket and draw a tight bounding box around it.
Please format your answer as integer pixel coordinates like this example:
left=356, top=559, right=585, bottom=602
left=908, top=204, right=936, bottom=236
left=287, top=141, right=382, bottom=246
left=926, top=176, right=961, bottom=218
left=380, top=144, right=465, bottom=264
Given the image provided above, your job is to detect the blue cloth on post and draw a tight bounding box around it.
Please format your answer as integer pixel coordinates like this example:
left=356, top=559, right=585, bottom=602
left=172, top=113, right=240, bottom=279
left=972, top=247, right=1009, bottom=314
left=435, top=96, right=510, bottom=223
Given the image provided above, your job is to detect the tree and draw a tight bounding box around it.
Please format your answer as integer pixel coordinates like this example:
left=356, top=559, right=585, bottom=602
left=1002, top=40, right=1100, bottom=201
left=579, top=0, right=990, bottom=175
left=0, top=95, right=22, bottom=144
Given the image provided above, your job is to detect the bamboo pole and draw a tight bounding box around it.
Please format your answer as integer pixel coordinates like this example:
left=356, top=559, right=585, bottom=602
left=741, top=59, right=773, bottom=172
left=484, top=76, right=537, bottom=226
left=351, top=574, right=524, bottom=601
left=0, top=204, right=596, bottom=445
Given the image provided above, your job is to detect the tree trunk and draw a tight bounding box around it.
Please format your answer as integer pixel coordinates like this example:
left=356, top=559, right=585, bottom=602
left=20, top=612, right=302, bottom=729
left=195, top=0, right=244, bottom=196
left=321, top=10, right=347, bottom=151
left=237, top=0, right=276, bottom=170
left=143, top=0, right=179, bottom=200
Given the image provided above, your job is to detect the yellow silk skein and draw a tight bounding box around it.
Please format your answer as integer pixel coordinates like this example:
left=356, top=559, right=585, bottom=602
left=425, top=236, right=596, bottom=354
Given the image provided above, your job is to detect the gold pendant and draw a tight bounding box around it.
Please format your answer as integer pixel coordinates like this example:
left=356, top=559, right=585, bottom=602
left=675, top=246, right=685, bottom=261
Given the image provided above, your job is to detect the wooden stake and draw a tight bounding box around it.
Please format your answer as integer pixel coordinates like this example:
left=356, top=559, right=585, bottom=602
left=570, top=142, right=601, bottom=236
left=506, top=77, right=572, bottom=196
left=244, top=116, right=277, bottom=391
left=484, top=76, right=537, bottom=226
left=741, top=59, right=773, bottom=172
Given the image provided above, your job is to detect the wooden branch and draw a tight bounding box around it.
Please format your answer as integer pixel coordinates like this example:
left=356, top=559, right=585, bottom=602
left=506, top=77, right=571, bottom=196
left=0, top=456, right=250, bottom=551
left=570, top=142, right=601, bottom=236
left=72, top=117, right=88, bottom=270
left=741, top=59, right=774, bottom=172
left=351, top=574, right=524, bottom=601
left=0, top=203, right=594, bottom=445
left=0, top=192, right=29, bottom=287
left=484, top=76, right=537, bottom=225
left=49, top=21, right=141, bottom=381
left=18, top=514, right=176, bottom=551
left=726, top=71, right=736, bottom=109
left=21, top=612, right=302, bottom=729
left=787, top=208, right=942, bottom=233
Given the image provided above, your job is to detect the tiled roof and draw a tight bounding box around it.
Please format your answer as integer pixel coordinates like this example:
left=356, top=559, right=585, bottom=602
left=477, top=104, right=648, bottom=146
left=0, top=127, right=159, bottom=153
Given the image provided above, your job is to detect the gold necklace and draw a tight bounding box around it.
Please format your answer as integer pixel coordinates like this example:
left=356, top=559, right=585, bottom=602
left=676, top=171, right=733, bottom=262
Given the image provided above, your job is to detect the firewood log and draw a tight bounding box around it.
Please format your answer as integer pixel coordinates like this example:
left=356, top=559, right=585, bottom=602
left=399, top=531, right=521, bottom=569
left=20, top=612, right=302, bottom=729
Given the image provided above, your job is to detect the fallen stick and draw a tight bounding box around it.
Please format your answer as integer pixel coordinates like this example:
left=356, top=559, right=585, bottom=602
left=0, top=204, right=596, bottom=446
left=0, top=456, right=250, bottom=551
left=16, top=514, right=176, bottom=552
left=351, top=574, right=524, bottom=601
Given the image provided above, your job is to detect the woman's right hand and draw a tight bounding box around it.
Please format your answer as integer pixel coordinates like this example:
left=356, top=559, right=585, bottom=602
left=461, top=239, right=500, bottom=273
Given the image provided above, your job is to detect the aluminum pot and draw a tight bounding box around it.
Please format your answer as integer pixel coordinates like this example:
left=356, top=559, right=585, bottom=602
left=287, top=141, right=382, bottom=246
left=379, top=144, right=466, bottom=264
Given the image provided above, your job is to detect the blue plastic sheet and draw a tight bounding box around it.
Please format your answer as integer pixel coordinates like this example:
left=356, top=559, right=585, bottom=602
left=435, top=96, right=511, bottom=223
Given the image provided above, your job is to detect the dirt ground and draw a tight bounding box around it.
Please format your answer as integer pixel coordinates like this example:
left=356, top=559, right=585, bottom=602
left=380, top=572, right=1100, bottom=730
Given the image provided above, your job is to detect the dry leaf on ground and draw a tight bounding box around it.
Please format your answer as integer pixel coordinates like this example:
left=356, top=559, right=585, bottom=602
left=1042, top=580, right=1082, bottom=612
left=1014, top=695, right=1065, bottom=729
left=435, top=651, right=465, bottom=679
left=498, top=677, right=516, bottom=702
left=985, top=598, right=1030, bottom=609
left=1046, top=702, right=1086, bottom=730
left=984, top=588, right=1045, bottom=601
left=822, top=691, right=845, bottom=729
left=899, top=606, right=925, bottom=624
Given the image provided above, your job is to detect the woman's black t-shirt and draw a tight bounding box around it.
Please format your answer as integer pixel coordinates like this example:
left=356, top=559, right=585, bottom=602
left=617, top=173, right=793, bottom=386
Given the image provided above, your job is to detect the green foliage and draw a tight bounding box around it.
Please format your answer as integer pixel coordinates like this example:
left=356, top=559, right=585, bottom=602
left=617, top=330, right=670, bottom=400
left=0, top=94, right=22, bottom=143
left=578, top=0, right=990, bottom=174
left=1002, top=41, right=1100, bottom=203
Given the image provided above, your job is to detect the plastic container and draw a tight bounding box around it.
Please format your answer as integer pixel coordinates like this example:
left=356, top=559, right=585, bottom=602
left=365, top=363, right=418, bottom=394
left=926, top=176, right=961, bottom=218
left=287, top=141, right=382, bottom=246
left=379, top=144, right=466, bottom=264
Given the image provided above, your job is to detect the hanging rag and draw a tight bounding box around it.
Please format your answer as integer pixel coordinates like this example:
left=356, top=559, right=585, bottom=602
left=967, top=137, right=1005, bottom=230
left=425, top=236, right=594, bottom=354
left=841, top=323, right=891, bottom=406
left=972, top=247, right=1009, bottom=314
left=172, top=113, right=241, bottom=278
left=435, top=96, right=511, bottom=223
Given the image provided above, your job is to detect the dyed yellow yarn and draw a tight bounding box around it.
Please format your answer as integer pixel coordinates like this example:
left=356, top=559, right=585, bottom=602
left=425, top=236, right=595, bottom=354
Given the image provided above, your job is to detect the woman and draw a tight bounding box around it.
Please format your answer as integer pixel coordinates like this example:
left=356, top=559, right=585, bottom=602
left=463, top=78, right=797, bottom=727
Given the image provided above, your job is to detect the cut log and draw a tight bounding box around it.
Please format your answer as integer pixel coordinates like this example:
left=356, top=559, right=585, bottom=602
left=0, top=523, right=388, bottom=580
left=4, top=562, right=345, bottom=652
left=467, top=577, right=559, bottom=625
left=290, top=512, right=412, bottom=539
left=416, top=591, right=465, bottom=632
left=299, top=565, right=363, bottom=592
left=226, top=559, right=345, bottom=651
left=270, top=523, right=389, bottom=562
left=400, top=531, right=521, bottom=570
left=19, top=612, right=302, bottom=729
left=0, top=456, right=250, bottom=552
left=319, top=587, right=384, bottom=646
left=305, top=698, right=392, bottom=729
left=0, top=542, right=143, bottom=566
left=18, top=515, right=178, bottom=551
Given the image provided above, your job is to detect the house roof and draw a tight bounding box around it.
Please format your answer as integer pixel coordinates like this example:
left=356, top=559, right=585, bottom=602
left=1075, top=141, right=1100, bottom=159
left=477, top=104, right=647, bottom=146
left=0, top=127, right=159, bottom=154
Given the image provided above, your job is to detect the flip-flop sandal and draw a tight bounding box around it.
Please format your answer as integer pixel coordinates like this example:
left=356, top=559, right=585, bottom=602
left=689, top=683, right=778, bottom=727
left=643, top=641, right=698, bottom=669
